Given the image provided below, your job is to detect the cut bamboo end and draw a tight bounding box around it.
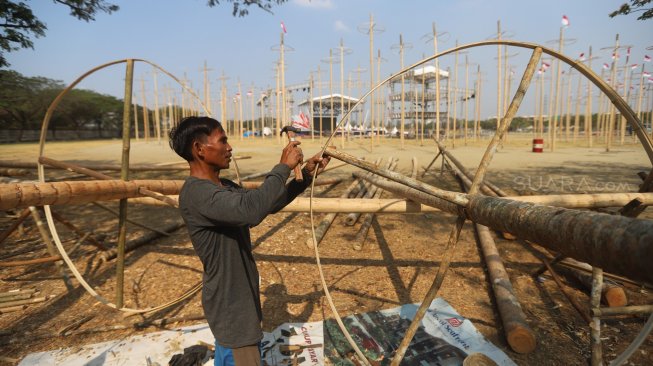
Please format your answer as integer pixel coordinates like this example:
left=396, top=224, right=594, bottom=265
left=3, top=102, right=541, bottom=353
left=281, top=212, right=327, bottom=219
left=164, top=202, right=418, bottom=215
left=506, top=324, right=537, bottom=354
left=603, top=286, right=628, bottom=308
left=463, top=352, right=498, bottom=366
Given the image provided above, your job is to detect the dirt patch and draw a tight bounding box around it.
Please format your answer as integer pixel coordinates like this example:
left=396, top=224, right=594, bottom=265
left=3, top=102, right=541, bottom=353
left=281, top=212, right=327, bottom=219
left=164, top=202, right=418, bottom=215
left=0, top=135, right=652, bottom=365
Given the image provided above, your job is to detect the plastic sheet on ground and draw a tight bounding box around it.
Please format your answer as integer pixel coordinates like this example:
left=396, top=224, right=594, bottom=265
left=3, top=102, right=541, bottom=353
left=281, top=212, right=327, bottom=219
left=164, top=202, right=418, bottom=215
left=19, top=298, right=515, bottom=365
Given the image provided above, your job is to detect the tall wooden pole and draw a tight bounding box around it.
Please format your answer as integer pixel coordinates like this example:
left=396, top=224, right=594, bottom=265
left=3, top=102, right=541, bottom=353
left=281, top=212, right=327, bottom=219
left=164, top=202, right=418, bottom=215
left=275, top=63, right=281, bottom=144
left=329, top=50, right=334, bottom=137
left=280, top=32, right=287, bottom=142
left=368, top=13, right=375, bottom=151
left=309, top=71, right=315, bottom=141
left=133, top=99, right=139, bottom=141
left=573, top=68, right=582, bottom=143
left=340, top=38, right=346, bottom=149
left=636, top=64, right=646, bottom=132
left=452, top=40, right=459, bottom=148
left=250, top=84, right=255, bottom=137
left=116, top=59, right=134, bottom=309
left=464, top=54, right=469, bottom=145
left=587, top=46, right=594, bottom=147
left=376, top=49, right=383, bottom=144
left=446, top=67, right=451, bottom=141
left=202, top=61, right=212, bottom=115
left=218, top=71, right=229, bottom=134
left=152, top=68, right=162, bottom=143
left=399, top=34, right=406, bottom=149
left=139, top=77, right=150, bottom=141
left=318, top=65, right=323, bottom=140
left=421, top=64, right=426, bottom=146
left=564, top=70, right=572, bottom=142
left=475, top=65, right=481, bottom=141
left=620, top=47, right=632, bottom=145
left=551, top=26, right=565, bottom=151
left=496, top=21, right=502, bottom=134
left=607, top=34, right=620, bottom=152
left=432, top=22, right=441, bottom=141
left=238, top=80, right=243, bottom=140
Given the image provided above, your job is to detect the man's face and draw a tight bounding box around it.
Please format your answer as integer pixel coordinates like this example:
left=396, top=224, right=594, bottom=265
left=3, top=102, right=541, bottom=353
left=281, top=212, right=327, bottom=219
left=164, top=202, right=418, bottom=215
left=199, top=128, right=232, bottom=170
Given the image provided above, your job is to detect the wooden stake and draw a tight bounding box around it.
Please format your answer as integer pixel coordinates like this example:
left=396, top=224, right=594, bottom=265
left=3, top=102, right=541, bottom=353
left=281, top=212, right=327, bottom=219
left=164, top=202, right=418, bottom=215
left=0, top=208, right=30, bottom=245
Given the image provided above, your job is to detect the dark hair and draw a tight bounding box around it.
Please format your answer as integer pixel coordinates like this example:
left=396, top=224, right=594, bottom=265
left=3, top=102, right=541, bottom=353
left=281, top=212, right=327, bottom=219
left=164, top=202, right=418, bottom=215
left=169, top=116, right=223, bottom=161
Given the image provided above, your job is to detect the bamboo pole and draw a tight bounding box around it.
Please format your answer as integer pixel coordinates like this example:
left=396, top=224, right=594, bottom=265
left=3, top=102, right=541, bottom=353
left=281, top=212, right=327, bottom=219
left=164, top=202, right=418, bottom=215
left=116, top=59, right=135, bottom=308
left=28, top=207, right=74, bottom=291
left=345, top=158, right=396, bottom=226
left=340, top=39, right=346, bottom=149
left=592, top=305, right=653, bottom=318
left=553, top=262, right=627, bottom=307
left=573, top=68, right=582, bottom=143
left=551, top=26, right=565, bottom=151
left=133, top=100, right=139, bottom=141
left=140, top=77, right=150, bottom=141
left=0, top=255, right=63, bottom=267
left=369, top=13, right=375, bottom=152
left=433, top=23, right=441, bottom=142
left=152, top=68, right=161, bottom=142
left=590, top=267, right=603, bottom=365
left=51, top=210, right=106, bottom=250
left=100, top=221, right=185, bottom=262
left=280, top=33, right=287, bottom=142
left=391, top=47, right=544, bottom=366
left=587, top=46, right=594, bottom=147
left=0, top=295, right=52, bottom=309
left=496, top=21, right=502, bottom=135
left=400, top=34, right=406, bottom=149
left=304, top=172, right=371, bottom=249
left=447, top=160, right=536, bottom=353
left=477, top=223, right=536, bottom=353
left=607, top=34, right=620, bottom=152
left=452, top=40, right=459, bottom=148
left=464, top=55, right=469, bottom=145
left=0, top=208, right=30, bottom=245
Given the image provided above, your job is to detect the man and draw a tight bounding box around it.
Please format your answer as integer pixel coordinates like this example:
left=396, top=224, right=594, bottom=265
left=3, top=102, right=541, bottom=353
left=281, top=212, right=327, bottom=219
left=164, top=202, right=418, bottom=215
left=168, top=116, right=329, bottom=366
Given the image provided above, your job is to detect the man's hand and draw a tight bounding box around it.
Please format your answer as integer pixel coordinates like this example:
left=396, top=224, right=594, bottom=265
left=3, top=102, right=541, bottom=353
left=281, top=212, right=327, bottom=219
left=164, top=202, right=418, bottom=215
left=280, top=140, right=303, bottom=170
left=303, top=152, right=331, bottom=176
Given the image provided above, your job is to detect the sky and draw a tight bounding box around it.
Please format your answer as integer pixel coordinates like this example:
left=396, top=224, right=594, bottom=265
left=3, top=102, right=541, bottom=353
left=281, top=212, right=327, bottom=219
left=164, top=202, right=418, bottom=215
left=5, top=0, right=653, bottom=120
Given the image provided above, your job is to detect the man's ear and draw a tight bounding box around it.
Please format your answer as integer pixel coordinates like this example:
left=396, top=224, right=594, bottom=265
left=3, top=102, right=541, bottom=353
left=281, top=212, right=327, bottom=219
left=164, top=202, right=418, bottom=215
left=192, top=140, right=204, bottom=160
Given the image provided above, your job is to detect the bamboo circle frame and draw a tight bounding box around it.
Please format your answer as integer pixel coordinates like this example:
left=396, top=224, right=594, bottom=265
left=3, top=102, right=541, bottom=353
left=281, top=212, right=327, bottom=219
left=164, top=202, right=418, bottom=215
left=37, top=59, right=210, bottom=314
left=307, top=40, right=653, bottom=365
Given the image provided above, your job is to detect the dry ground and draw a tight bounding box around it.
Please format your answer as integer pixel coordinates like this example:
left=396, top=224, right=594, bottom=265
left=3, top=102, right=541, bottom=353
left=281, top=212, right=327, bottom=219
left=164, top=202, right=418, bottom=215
left=0, top=134, right=652, bottom=365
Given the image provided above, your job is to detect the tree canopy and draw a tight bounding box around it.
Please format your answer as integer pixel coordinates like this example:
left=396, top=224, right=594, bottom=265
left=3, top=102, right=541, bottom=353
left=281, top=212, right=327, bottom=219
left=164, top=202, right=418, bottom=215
left=610, top=0, right=653, bottom=20
left=0, top=0, right=288, bottom=67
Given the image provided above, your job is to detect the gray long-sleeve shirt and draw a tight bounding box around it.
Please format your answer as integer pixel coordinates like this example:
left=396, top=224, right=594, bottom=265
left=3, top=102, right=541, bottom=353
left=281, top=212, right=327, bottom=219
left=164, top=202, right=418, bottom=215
left=178, top=163, right=310, bottom=348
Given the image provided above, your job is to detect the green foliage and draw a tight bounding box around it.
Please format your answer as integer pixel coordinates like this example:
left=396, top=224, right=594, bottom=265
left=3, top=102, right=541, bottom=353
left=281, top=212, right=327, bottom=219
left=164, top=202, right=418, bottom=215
left=0, top=69, right=124, bottom=141
left=609, top=0, right=653, bottom=20
left=206, top=0, right=289, bottom=17
left=0, top=0, right=119, bottom=67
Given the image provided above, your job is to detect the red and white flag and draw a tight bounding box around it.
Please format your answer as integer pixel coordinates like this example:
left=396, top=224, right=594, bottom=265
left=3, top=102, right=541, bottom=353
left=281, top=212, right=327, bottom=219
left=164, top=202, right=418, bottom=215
left=643, top=72, right=651, bottom=78
left=579, top=52, right=585, bottom=61
left=247, top=90, right=253, bottom=97
left=538, top=68, right=543, bottom=75
left=280, top=21, right=287, bottom=34
left=542, top=62, right=551, bottom=70
left=603, top=63, right=610, bottom=70
left=645, top=55, right=652, bottom=62
left=627, top=47, right=631, bottom=57
left=291, top=111, right=310, bottom=129
left=631, top=64, right=639, bottom=70
left=648, top=77, right=653, bottom=83
left=561, top=15, right=570, bottom=27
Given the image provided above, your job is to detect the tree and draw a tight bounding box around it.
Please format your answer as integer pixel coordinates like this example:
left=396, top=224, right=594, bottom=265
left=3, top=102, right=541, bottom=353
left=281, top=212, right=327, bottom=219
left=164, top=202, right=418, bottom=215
left=0, top=69, right=63, bottom=141
left=206, top=0, right=288, bottom=17
left=0, top=0, right=289, bottom=67
left=610, top=0, right=653, bottom=20
left=0, top=1, right=119, bottom=67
